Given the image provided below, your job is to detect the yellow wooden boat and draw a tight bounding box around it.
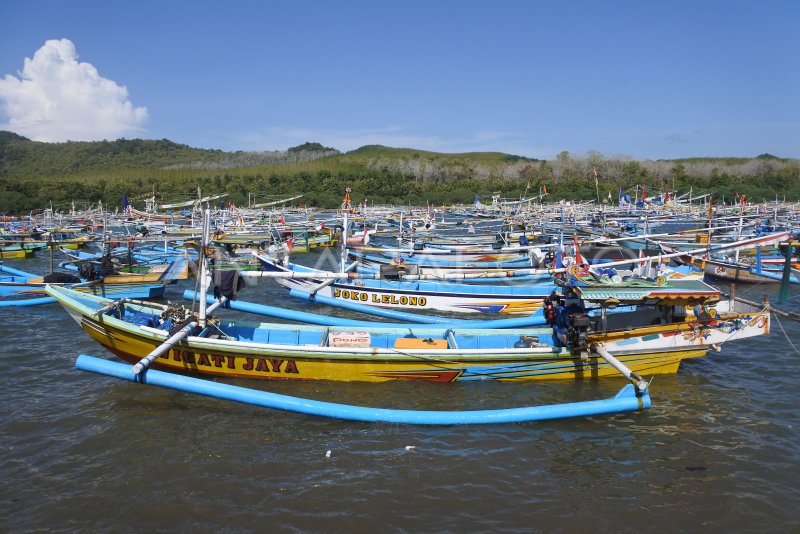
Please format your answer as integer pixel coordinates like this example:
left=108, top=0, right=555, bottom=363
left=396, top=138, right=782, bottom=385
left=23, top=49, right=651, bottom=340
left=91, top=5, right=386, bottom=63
left=0, top=247, right=35, bottom=259
left=46, top=275, right=769, bottom=383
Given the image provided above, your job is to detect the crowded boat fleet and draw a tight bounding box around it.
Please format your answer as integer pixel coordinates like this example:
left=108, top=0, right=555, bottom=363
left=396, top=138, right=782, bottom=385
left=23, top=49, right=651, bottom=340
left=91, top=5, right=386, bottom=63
left=3, top=189, right=799, bottom=423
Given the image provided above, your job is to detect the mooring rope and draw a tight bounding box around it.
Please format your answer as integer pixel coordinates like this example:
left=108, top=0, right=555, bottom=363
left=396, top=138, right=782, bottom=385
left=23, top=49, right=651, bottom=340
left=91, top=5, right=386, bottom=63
left=772, top=310, right=800, bottom=358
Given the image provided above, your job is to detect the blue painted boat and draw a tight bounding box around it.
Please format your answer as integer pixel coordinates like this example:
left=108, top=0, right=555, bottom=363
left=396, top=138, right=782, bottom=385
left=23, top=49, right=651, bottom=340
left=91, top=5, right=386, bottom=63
left=0, top=261, right=168, bottom=304
left=256, top=255, right=557, bottom=314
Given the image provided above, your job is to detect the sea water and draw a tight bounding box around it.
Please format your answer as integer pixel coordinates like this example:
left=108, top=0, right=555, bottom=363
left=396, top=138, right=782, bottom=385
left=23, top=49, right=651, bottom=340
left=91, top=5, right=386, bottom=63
left=1, top=252, right=799, bottom=532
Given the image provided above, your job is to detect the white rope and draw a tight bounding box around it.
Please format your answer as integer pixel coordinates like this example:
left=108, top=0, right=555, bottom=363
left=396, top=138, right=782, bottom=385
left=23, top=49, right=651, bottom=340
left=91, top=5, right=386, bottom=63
left=772, top=310, right=800, bottom=358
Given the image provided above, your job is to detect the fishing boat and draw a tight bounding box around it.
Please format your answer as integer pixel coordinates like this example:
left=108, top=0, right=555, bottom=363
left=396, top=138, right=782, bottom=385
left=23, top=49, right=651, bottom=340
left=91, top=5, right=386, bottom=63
left=673, top=240, right=800, bottom=284
left=127, top=206, right=173, bottom=222
left=46, top=260, right=769, bottom=384
left=0, top=263, right=41, bottom=295
left=0, top=246, right=35, bottom=259
left=0, top=257, right=185, bottom=303
left=255, top=254, right=558, bottom=314
left=213, top=226, right=337, bottom=253
left=358, top=243, right=532, bottom=263
left=690, top=255, right=798, bottom=284
left=350, top=241, right=667, bottom=278
left=352, top=253, right=553, bottom=284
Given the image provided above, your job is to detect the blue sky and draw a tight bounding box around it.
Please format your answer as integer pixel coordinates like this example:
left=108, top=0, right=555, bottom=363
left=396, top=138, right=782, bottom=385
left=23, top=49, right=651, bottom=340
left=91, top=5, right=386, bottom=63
left=1, top=0, right=798, bottom=160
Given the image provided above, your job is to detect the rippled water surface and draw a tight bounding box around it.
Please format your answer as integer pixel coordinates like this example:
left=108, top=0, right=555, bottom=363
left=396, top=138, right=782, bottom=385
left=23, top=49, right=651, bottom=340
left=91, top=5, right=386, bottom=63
left=2, top=254, right=800, bottom=532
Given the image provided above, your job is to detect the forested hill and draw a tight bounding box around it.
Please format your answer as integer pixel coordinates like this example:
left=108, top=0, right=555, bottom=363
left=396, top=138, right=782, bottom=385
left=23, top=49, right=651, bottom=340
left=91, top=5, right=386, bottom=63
left=0, top=130, right=798, bottom=212
left=0, top=132, right=339, bottom=177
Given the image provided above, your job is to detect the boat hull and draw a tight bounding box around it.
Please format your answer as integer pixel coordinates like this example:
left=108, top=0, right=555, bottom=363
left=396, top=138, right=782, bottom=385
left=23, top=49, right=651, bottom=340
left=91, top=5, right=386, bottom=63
left=0, top=248, right=35, bottom=259
left=68, top=305, right=771, bottom=383
left=321, top=283, right=549, bottom=314
left=77, top=314, right=712, bottom=382
left=260, top=258, right=554, bottom=314
left=699, top=257, right=788, bottom=283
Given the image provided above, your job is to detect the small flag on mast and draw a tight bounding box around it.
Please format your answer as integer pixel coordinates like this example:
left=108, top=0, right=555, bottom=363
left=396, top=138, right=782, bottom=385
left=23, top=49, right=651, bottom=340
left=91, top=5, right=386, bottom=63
left=573, top=233, right=583, bottom=264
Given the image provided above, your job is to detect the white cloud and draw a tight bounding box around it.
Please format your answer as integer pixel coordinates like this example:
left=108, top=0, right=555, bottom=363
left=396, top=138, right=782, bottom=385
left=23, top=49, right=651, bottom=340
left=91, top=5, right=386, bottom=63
left=0, top=39, right=148, bottom=141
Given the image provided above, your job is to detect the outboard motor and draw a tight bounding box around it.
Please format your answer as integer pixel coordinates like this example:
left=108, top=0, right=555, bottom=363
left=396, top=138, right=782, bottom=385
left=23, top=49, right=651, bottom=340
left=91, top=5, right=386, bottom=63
left=380, top=263, right=419, bottom=281
left=78, top=262, right=97, bottom=281
left=566, top=312, right=592, bottom=357
left=543, top=295, right=557, bottom=324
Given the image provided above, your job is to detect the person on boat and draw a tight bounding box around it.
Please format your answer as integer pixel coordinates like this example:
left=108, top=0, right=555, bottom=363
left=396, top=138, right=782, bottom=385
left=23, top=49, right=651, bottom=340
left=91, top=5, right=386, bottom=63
left=99, top=251, right=117, bottom=277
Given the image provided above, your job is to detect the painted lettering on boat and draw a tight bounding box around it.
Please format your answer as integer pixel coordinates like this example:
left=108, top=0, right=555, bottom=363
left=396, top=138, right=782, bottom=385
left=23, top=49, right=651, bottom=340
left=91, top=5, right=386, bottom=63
left=166, top=349, right=299, bottom=374
left=333, top=288, right=427, bottom=307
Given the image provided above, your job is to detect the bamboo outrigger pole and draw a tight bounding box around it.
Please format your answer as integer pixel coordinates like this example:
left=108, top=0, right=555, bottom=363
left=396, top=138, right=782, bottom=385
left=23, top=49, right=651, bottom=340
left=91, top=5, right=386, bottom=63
left=591, top=344, right=649, bottom=392
left=131, top=321, right=199, bottom=375
left=130, top=294, right=229, bottom=376
left=131, top=208, right=229, bottom=376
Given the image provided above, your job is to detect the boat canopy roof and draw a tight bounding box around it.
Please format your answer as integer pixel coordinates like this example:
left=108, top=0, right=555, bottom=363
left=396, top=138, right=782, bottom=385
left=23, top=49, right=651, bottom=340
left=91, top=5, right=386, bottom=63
left=572, top=278, right=720, bottom=306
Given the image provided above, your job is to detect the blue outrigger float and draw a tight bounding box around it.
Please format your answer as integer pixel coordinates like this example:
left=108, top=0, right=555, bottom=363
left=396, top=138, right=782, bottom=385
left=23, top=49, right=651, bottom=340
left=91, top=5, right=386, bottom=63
left=75, top=355, right=650, bottom=425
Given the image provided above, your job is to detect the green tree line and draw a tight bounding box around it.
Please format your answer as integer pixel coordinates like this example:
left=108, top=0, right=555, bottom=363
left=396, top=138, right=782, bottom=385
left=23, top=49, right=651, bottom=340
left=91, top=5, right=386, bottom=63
left=1, top=132, right=798, bottom=214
